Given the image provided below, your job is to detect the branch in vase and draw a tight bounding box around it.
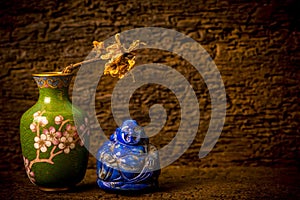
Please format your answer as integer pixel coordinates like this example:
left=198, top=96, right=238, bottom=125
left=61, top=58, right=103, bottom=74
left=60, top=33, right=145, bottom=78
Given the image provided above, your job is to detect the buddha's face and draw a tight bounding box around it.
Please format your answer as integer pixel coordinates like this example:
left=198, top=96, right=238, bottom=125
left=116, top=120, right=148, bottom=145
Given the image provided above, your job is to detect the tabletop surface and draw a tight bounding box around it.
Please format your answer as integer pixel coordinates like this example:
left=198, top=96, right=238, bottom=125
left=1, top=166, right=300, bottom=200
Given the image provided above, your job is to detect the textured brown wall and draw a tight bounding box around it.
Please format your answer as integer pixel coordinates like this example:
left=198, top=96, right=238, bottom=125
left=1, top=0, right=299, bottom=172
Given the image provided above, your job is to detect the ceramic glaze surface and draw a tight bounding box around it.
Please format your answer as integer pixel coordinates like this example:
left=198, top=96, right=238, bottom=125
left=20, top=73, right=89, bottom=190
left=96, top=120, right=160, bottom=191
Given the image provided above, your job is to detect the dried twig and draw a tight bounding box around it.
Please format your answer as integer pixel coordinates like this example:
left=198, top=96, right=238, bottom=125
left=61, top=33, right=146, bottom=79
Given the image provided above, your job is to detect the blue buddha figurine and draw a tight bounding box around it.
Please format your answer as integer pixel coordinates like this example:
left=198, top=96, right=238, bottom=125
left=96, top=120, right=160, bottom=191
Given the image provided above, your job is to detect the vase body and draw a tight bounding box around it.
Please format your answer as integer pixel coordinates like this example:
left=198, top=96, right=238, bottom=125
left=20, top=72, right=89, bottom=191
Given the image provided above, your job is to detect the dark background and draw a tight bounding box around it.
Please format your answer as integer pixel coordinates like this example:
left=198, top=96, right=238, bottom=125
left=0, top=0, right=299, bottom=193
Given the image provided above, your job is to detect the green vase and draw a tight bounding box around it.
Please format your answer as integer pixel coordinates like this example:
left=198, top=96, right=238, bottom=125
left=20, top=72, right=89, bottom=191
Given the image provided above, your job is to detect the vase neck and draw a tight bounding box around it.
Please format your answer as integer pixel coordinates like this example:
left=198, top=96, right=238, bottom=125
left=32, top=72, right=73, bottom=108
left=38, top=87, right=70, bottom=105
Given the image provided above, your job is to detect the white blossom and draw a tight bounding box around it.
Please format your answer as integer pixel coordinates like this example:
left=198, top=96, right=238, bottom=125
left=54, top=115, right=64, bottom=125
left=58, top=135, right=76, bottom=154
left=34, top=134, right=51, bottom=153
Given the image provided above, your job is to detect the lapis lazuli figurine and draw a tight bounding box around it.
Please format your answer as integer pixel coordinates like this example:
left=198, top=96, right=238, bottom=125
left=96, top=120, right=160, bottom=191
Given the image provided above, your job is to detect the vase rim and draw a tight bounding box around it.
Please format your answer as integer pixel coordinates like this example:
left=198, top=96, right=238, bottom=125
left=32, top=72, right=73, bottom=77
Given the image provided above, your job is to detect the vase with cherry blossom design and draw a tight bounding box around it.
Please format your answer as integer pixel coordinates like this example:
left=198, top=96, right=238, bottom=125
left=20, top=72, right=90, bottom=191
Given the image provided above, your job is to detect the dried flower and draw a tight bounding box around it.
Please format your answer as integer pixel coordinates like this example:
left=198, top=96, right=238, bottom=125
left=100, top=33, right=144, bottom=79
left=103, top=53, right=136, bottom=79
left=93, top=41, right=105, bottom=55
left=61, top=33, right=145, bottom=79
